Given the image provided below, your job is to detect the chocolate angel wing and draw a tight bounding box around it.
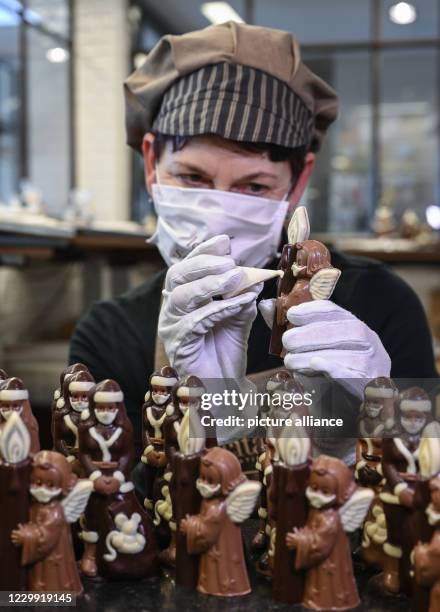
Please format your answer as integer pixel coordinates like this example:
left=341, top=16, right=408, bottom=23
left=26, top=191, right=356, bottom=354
left=177, top=410, right=205, bottom=456
left=225, top=480, right=261, bottom=524
left=339, top=487, right=374, bottom=533
left=309, top=268, right=341, bottom=301
left=287, top=206, right=310, bottom=245
left=62, top=479, right=93, bottom=524
left=418, top=428, right=440, bottom=478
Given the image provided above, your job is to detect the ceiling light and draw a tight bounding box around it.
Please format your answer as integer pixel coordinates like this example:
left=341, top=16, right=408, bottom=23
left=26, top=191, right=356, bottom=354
left=389, top=2, right=417, bottom=25
left=426, top=205, right=440, bottom=230
left=201, top=2, right=244, bottom=25
left=46, top=47, right=69, bottom=63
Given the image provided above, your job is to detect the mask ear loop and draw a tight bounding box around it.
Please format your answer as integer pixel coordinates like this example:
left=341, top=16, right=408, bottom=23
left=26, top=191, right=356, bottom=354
left=155, top=162, right=161, bottom=185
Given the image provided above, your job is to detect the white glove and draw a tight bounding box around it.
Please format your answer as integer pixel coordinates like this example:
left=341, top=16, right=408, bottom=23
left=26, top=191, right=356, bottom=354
left=258, top=299, right=391, bottom=399
left=159, top=235, right=262, bottom=382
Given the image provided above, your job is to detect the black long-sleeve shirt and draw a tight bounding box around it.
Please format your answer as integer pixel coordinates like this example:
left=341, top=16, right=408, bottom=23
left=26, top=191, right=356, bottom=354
left=70, top=249, right=438, bottom=451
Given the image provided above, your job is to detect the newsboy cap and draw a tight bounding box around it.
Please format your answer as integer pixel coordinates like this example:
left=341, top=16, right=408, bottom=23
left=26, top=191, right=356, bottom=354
left=124, top=21, right=338, bottom=154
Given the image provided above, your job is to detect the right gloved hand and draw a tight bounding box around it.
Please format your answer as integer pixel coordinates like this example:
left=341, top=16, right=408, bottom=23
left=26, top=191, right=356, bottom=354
left=158, top=235, right=262, bottom=382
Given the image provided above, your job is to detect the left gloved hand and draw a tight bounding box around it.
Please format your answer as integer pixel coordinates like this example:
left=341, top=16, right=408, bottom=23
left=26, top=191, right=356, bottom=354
left=258, top=299, right=391, bottom=399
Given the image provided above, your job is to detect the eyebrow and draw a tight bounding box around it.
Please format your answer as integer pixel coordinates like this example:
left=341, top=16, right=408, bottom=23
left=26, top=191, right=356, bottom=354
left=170, top=161, right=278, bottom=182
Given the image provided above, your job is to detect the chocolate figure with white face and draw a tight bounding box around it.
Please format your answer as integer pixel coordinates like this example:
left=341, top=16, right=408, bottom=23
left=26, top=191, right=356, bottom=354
left=52, top=370, right=95, bottom=475
left=78, top=379, right=158, bottom=579
left=0, top=377, right=39, bottom=454
left=141, top=366, right=178, bottom=512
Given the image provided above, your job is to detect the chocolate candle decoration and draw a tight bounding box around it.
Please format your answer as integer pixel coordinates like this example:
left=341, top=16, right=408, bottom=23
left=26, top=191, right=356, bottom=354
left=79, top=379, right=158, bottom=579
left=270, top=426, right=310, bottom=605
left=269, top=206, right=340, bottom=357
left=356, top=378, right=397, bottom=569
left=180, top=447, right=261, bottom=597
left=173, top=408, right=205, bottom=588
left=286, top=455, right=373, bottom=611
left=11, top=450, right=93, bottom=594
left=141, top=366, right=179, bottom=512
left=414, top=476, right=440, bottom=612
left=52, top=370, right=95, bottom=476
left=378, top=387, right=434, bottom=596
left=0, top=413, right=32, bottom=590
left=0, top=377, right=40, bottom=455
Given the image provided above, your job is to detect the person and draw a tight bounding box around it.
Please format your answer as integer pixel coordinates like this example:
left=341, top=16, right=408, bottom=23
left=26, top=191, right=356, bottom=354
left=70, top=22, right=438, bottom=459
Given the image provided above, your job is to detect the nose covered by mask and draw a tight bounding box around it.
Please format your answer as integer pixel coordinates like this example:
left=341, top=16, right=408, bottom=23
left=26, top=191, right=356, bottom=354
left=150, top=182, right=290, bottom=267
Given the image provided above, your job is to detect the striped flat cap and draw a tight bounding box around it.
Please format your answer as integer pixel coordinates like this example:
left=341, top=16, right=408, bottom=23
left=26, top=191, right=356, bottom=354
left=124, top=21, right=338, bottom=153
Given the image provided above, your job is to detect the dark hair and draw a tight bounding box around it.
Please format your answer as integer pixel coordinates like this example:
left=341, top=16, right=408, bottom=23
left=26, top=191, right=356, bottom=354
left=152, top=133, right=307, bottom=184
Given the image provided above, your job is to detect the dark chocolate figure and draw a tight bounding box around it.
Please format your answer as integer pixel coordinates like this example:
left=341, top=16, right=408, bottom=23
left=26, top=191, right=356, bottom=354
left=52, top=363, right=90, bottom=412
left=11, top=450, right=92, bottom=594
left=0, top=377, right=39, bottom=454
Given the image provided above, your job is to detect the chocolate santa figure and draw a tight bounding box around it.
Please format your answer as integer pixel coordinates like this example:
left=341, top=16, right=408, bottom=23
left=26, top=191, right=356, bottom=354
left=52, top=370, right=95, bottom=476
left=286, top=455, right=373, bottom=611
left=0, top=413, right=32, bottom=590
left=414, top=476, right=440, bottom=612
left=141, top=366, right=178, bottom=511
left=11, top=450, right=92, bottom=594
left=270, top=206, right=340, bottom=356
left=172, top=407, right=206, bottom=588
left=0, top=377, right=39, bottom=454
left=356, top=378, right=397, bottom=569
left=52, top=363, right=90, bottom=412
left=251, top=369, right=292, bottom=554
left=378, top=387, right=434, bottom=595
left=270, top=426, right=311, bottom=605
left=180, top=447, right=261, bottom=597
left=78, top=379, right=158, bottom=579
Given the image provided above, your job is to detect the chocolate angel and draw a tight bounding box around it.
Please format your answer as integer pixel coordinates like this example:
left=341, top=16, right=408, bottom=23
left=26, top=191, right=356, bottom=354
left=0, top=413, right=32, bottom=590
left=180, top=447, right=261, bottom=597
left=270, top=206, right=340, bottom=356
left=78, top=379, right=158, bottom=579
left=286, top=455, right=373, bottom=611
left=52, top=370, right=95, bottom=475
left=11, top=450, right=93, bottom=594
left=0, top=377, right=39, bottom=454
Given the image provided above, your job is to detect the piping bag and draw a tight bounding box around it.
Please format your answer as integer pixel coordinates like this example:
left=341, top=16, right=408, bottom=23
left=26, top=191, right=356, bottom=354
left=223, top=267, right=284, bottom=299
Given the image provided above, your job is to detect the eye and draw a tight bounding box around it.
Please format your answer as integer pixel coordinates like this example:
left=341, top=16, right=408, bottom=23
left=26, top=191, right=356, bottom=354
left=177, top=173, right=209, bottom=187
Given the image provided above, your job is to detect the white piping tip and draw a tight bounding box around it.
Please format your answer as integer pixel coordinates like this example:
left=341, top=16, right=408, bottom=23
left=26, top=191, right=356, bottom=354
left=223, top=267, right=284, bottom=299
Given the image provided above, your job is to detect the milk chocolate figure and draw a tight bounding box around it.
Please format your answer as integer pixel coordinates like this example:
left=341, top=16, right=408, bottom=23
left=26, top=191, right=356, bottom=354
left=79, top=379, right=158, bottom=579
left=252, top=370, right=292, bottom=554
left=52, top=363, right=90, bottom=411
left=270, top=426, right=311, bottom=605
left=141, top=366, right=178, bottom=511
left=378, top=387, right=434, bottom=595
left=414, top=476, right=440, bottom=612
left=0, top=377, right=39, bottom=454
left=52, top=370, right=95, bottom=475
left=286, top=455, right=373, bottom=611
left=172, top=407, right=206, bottom=588
left=270, top=207, right=340, bottom=356
left=180, top=447, right=261, bottom=597
left=11, top=450, right=92, bottom=594
left=0, top=413, right=32, bottom=590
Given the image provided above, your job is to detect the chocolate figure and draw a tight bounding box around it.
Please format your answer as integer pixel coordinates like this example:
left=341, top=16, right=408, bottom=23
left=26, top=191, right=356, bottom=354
left=11, top=450, right=92, bottom=594
left=414, top=476, right=440, bottom=612
left=286, top=455, right=373, bottom=611
left=79, top=379, right=158, bottom=579
left=52, top=363, right=90, bottom=412
left=0, top=413, right=32, bottom=590
left=141, top=366, right=178, bottom=511
left=0, top=377, right=39, bottom=454
left=52, top=370, right=95, bottom=475
left=270, top=426, right=311, bottom=605
left=180, top=447, right=261, bottom=597
left=270, top=206, right=340, bottom=356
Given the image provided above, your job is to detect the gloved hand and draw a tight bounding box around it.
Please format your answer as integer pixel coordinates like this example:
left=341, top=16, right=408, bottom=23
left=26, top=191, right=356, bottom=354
left=158, top=235, right=262, bottom=382
left=258, top=299, right=391, bottom=399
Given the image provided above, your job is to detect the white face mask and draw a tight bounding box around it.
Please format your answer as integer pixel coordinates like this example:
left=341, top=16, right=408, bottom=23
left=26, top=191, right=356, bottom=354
left=95, top=409, right=118, bottom=425
left=196, top=478, right=221, bottom=499
left=150, top=182, right=290, bottom=267
left=70, top=398, right=89, bottom=413
left=305, top=486, right=336, bottom=509
left=401, top=416, right=425, bottom=435
left=365, top=402, right=383, bottom=418
left=152, top=393, right=170, bottom=406
left=30, top=485, right=62, bottom=503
